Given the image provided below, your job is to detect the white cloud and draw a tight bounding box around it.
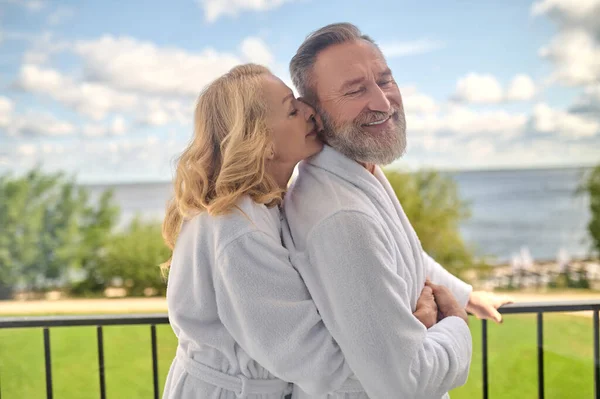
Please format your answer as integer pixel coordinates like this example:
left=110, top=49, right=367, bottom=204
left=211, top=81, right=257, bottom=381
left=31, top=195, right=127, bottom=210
left=404, top=133, right=599, bottom=171
left=16, top=64, right=140, bottom=120
left=82, top=116, right=128, bottom=137
left=453, top=73, right=538, bottom=103
left=400, top=86, right=438, bottom=113
left=408, top=104, right=527, bottom=139
left=73, top=35, right=273, bottom=96
left=241, top=37, right=274, bottom=65
left=198, top=0, right=293, bottom=22
left=18, top=32, right=70, bottom=65
left=47, top=6, right=74, bottom=26
left=532, top=0, right=600, bottom=30
left=538, top=29, right=600, bottom=86
left=532, top=0, right=600, bottom=87
left=532, top=103, right=599, bottom=138
left=0, top=96, right=14, bottom=127
left=8, top=112, right=75, bottom=136
left=453, top=73, right=504, bottom=104
left=572, top=83, right=600, bottom=114
left=4, top=0, right=46, bottom=12
left=112, top=116, right=127, bottom=135
left=380, top=39, right=444, bottom=58
left=506, top=74, right=537, bottom=101
left=140, top=98, right=192, bottom=126
left=17, top=144, right=37, bottom=156
left=15, top=64, right=195, bottom=126
left=41, top=143, right=65, bottom=155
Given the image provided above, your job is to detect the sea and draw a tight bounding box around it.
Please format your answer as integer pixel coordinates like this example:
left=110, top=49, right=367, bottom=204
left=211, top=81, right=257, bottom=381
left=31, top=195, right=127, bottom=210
left=84, top=166, right=593, bottom=264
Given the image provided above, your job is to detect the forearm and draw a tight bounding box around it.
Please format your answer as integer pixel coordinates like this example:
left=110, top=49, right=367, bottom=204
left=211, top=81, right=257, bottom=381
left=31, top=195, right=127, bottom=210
left=423, top=251, right=472, bottom=308
left=305, top=212, right=473, bottom=398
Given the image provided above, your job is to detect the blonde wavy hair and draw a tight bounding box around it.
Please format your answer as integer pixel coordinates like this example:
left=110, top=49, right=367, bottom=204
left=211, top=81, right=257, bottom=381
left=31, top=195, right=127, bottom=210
left=161, top=63, right=285, bottom=273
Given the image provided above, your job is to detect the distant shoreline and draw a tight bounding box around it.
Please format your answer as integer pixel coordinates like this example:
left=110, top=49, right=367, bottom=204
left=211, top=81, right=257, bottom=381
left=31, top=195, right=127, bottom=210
left=75, top=164, right=594, bottom=187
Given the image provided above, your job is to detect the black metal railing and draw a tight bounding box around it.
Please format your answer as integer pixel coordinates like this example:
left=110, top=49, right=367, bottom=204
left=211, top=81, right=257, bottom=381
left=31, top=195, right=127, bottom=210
left=1, top=300, right=599, bottom=399
left=0, top=314, right=169, bottom=399
left=487, top=300, right=600, bottom=399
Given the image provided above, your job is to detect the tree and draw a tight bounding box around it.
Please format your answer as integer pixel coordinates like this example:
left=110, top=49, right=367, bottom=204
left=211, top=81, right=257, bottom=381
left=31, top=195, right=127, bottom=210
left=96, top=217, right=169, bottom=296
left=0, top=169, right=67, bottom=295
left=0, top=168, right=119, bottom=298
left=384, top=168, right=477, bottom=278
left=579, top=163, right=600, bottom=258
left=69, top=189, right=120, bottom=295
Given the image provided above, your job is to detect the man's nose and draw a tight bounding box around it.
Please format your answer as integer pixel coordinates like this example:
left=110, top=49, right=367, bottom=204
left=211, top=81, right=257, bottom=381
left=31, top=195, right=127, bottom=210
left=367, top=85, right=391, bottom=113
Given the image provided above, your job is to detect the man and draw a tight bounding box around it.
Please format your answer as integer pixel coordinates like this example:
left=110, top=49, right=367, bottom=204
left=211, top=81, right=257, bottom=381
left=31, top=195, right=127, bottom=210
left=282, top=23, right=512, bottom=399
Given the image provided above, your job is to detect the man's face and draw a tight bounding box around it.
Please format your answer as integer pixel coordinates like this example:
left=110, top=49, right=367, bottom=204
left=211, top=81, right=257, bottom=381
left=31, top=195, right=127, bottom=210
left=311, top=39, right=406, bottom=165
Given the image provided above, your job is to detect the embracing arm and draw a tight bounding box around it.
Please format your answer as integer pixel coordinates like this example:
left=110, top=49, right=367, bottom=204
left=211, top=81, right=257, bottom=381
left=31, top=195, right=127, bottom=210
left=305, top=211, right=472, bottom=399
left=422, top=251, right=472, bottom=308
left=213, top=231, right=352, bottom=395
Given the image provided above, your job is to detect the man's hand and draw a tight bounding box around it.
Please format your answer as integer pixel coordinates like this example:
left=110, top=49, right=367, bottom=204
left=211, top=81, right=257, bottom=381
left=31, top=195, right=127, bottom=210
left=425, top=281, right=469, bottom=324
left=466, top=291, right=514, bottom=324
left=413, top=285, right=438, bottom=329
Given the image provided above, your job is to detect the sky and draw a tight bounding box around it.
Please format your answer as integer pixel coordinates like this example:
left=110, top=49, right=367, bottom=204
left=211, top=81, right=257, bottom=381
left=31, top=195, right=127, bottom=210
left=0, top=0, right=599, bottom=183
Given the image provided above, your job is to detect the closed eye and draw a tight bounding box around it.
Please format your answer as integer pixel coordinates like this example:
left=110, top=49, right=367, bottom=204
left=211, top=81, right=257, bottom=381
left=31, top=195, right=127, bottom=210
left=378, top=79, right=394, bottom=87
left=345, top=87, right=365, bottom=96
left=289, top=109, right=298, bottom=117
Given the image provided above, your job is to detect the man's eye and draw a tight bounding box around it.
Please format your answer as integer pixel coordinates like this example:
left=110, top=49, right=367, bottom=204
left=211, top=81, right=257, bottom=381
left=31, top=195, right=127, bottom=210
left=379, top=80, right=394, bottom=87
left=345, top=88, right=364, bottom=96
left=289, top=109, right=298, bottom=116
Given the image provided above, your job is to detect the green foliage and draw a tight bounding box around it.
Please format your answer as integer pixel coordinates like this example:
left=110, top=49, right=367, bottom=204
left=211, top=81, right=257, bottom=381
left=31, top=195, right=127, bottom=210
left=579, top=163, right=600, bottom=257
left=97, top=217, right=169, bottom=296
left=383, top=168, right=476, bottom=277
left=0, top=168, right=121, bottom=297
left=69, top=189, right=121, bottom=295
left=0, top=168, right=170, bottom=298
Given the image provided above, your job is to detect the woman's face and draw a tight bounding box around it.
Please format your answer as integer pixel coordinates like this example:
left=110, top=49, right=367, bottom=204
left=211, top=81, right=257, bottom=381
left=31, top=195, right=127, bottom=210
left=262, top=74, right=323, bottom=166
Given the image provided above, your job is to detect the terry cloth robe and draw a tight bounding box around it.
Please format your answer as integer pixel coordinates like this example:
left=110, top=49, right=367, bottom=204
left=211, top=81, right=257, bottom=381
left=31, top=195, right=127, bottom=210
left=282, top=145, right=473, bottom=399
left=163, top=196, right=354, bottom=399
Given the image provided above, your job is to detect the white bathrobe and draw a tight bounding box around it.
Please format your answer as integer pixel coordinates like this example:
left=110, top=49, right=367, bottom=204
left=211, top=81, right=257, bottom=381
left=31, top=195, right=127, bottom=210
left=163, top=196, right=354, bottom=399
left=282, top=145, right=473, bottom=399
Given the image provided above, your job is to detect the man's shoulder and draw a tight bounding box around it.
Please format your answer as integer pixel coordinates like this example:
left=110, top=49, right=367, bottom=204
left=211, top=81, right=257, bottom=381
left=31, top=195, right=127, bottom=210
left=283, top=164, right=377, bottom=241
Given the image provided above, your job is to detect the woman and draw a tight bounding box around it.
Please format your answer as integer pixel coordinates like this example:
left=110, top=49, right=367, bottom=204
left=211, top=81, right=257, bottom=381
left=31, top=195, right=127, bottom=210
left=161, top=64, right=357, bottom=399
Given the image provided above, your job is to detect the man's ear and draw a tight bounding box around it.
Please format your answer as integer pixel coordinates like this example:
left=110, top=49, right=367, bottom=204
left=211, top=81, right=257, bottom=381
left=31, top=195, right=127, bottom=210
left=298, top=97, right=324, bottom=132
left=266, top=143, right=275, bottom=161
left=312, top=113, right=324, bottom=133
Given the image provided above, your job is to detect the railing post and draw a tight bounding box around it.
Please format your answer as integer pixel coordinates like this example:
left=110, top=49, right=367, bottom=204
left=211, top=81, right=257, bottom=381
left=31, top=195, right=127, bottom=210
left=43, top=327, right=53, bottom=399
left=482, top=319, right=488, bottom=399
left=594, top=309, right=599, bottom=399
left=97, top=326, right=106, bottom=399
left=537, top=312, right=544, bottom=399
left=151, top=325, right=159, bottom=399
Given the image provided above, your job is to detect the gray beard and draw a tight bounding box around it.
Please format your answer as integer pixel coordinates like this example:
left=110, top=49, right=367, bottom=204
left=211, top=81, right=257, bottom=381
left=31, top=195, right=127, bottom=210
left=317, top=106, right=407, bottom=166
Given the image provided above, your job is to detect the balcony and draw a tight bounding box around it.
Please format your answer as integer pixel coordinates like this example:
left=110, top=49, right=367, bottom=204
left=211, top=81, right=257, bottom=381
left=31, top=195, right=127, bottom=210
left=1, top=300, right=598, bottom=398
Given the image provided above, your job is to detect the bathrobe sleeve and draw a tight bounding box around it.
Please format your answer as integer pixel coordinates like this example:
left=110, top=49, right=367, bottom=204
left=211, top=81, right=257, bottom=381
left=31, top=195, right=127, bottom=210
left=422, top=251, right=473, bottom=308
left=213, top=230, right=353, bottom=395
left=305, top=210, right=472, bottom=399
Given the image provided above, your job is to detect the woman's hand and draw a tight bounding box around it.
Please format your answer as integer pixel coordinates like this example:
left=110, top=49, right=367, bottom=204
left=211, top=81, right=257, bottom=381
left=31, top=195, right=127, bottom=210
left=413, top=284, right=438, bottom=329
left=425, top=280, right=469, bottom=324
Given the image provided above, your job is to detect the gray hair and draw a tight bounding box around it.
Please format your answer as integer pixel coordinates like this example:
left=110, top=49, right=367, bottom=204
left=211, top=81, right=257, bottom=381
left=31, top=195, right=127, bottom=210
left=289, top=23, right=378, bottom=103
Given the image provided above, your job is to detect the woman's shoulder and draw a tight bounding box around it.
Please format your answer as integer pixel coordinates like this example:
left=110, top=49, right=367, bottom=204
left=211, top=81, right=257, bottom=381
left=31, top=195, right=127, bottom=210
left=184, top=196, right=280, bottom=241
left=232, top=195, right=282, bottom=235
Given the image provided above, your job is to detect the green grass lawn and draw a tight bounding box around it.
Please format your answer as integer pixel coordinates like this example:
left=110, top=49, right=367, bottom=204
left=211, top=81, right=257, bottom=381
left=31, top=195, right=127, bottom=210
left=0, top=313, right=596, bottom=398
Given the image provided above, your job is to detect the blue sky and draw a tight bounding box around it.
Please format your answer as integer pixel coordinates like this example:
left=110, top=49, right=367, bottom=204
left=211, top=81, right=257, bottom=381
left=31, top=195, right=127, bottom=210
left=0, top=0, right=599, bottom=183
